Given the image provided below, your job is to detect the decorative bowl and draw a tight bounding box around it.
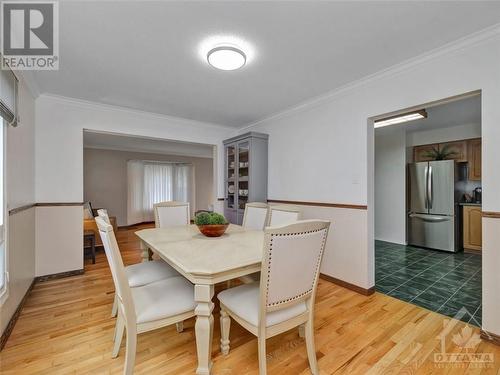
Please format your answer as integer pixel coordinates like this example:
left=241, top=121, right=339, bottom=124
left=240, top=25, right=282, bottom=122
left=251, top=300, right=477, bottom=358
left=197, top=224, right=229, bottom=237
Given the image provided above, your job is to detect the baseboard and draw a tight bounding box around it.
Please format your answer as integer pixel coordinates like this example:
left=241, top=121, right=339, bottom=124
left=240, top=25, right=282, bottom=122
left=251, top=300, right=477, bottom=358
left=0, top=279, right=35, bottom=351
left=320, top=273, right=375, bottom=296
left=35, top=268, right=84, bottom=282
left=464, top=248, right=482, bottom=254
left=481, top=329, right=500, bottom=346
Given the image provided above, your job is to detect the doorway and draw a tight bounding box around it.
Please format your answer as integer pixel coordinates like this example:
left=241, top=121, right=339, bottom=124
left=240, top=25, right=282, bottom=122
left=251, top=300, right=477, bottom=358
left=373, top=93, right=482, bottom=326
left=81, top=130, right=217, bottom=268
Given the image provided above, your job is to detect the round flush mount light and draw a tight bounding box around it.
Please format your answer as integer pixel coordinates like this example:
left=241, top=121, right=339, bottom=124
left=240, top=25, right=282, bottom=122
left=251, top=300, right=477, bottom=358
left=207, top=46, right=246, bottom=71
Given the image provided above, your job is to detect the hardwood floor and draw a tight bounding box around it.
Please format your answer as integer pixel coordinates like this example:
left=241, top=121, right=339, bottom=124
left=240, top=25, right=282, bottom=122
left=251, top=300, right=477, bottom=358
left=1, top=224, right=499, bottom=374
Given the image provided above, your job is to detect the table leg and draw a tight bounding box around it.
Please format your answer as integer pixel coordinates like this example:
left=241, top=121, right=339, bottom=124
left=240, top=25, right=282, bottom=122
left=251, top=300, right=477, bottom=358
left=140, top=241, right=149, bottom=262
left=91, top=236, right=96, bottom=264
left=194, top=284, right=214, bottom=375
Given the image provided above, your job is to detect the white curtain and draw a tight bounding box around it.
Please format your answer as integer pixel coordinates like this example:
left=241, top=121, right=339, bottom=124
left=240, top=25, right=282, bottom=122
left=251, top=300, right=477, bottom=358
left=127, top=160, right=145, bottom=225
left=127, top=161, right=194, bottom=224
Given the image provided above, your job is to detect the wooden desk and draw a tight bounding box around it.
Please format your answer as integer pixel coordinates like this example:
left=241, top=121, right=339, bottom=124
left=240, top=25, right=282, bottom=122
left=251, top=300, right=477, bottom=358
left=135, top=224, right=263, bottom=375
left=83, top=230, right=96, bottom=264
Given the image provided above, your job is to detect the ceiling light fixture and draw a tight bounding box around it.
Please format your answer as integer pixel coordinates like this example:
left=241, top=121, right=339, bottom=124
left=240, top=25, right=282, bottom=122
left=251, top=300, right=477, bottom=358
left=374, top=110, right=428, bottom=128
left=207, top=46, right=246, bottom=70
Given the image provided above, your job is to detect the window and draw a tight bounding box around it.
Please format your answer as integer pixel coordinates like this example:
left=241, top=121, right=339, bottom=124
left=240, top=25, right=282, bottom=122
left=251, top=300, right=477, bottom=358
left=127, top=161, right=193, bottom=225
left=0, top=65, right=16, bottom=296
left=0, top=122, right=5, bottom=293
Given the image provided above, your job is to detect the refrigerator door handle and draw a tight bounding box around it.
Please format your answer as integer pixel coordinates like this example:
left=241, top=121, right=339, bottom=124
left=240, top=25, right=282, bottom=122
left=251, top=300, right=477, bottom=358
left=409, top=213, right=451, bottom=222
left=427, top=165, right=433, bottom=209
left=424, top=165, right=428, bottom=209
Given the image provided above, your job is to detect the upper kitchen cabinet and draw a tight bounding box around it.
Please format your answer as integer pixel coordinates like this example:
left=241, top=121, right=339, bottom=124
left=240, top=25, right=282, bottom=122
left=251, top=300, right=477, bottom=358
left=413, top=139, right=481, bottom=180
left=468, top=138, right=482, bottom=181
left=414, top=141, right=467, bottom=162
left=223, top=132, right=268, bottom=225
left=441, top=140, right=468, bottom=162
left=414, top=144, right=438, bottom=162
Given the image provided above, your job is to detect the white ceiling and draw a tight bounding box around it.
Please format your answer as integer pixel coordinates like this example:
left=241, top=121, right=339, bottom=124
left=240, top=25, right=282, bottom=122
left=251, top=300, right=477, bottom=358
left=404, top=95, right=481, bottom=133
left=83, top=131, right=214, bottom=158
left=33, top=1, right=500, bottom=127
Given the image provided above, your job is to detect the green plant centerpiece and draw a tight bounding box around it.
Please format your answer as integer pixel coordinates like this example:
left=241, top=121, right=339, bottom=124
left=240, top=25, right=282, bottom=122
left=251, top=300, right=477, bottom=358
left=195, top=212, right=229, bottom=237
left=423, top=145, right=458, bottom=161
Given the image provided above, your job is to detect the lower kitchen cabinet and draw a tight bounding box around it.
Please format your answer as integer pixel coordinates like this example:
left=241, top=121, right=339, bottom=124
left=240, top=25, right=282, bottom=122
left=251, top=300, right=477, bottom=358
left=463, top=205, right=482, bottom=252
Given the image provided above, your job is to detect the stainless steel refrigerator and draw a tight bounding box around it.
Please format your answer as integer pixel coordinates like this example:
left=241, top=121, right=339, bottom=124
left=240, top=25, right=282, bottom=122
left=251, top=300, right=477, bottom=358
left=408, top=160, right=458, bottom=252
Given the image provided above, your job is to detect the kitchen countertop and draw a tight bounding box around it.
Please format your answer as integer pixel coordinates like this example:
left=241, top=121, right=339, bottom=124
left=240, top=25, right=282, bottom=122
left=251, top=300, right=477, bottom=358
left=459, top=202, right=482, bottom=206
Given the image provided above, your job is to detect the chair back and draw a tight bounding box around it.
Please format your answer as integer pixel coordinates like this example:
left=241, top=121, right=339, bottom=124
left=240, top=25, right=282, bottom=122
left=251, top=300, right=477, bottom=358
left=242, top=202, right=269, bottom=230
left=95, top=217, right=136, bottom=327
left=260, top=220, right=330, bottom=314
left=154, top=201, right=190, bottom=228
left=97, top=209, right=110, bottom=224
left=268, top=205, right=301, bottom=227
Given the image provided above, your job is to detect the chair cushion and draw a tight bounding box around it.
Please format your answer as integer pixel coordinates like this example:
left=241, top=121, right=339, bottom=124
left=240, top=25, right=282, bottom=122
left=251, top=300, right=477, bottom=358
left=217, top=282, right=307, bottom=327
left=125, top=260, right=179, bottom=288
left=132, top=276, right=195, bottom=324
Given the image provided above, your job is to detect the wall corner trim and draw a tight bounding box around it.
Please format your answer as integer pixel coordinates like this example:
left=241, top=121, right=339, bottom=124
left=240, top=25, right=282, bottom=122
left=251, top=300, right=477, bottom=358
left=320, top=273, right=375, bottom=296
left=8, top=203, right=36, bottom=216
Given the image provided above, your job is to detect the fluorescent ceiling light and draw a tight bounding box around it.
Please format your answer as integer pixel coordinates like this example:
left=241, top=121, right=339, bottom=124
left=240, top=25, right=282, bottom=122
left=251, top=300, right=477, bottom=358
left=374, top=110, right=427, bottom=128
left=207, top=46, right=246, bottom=70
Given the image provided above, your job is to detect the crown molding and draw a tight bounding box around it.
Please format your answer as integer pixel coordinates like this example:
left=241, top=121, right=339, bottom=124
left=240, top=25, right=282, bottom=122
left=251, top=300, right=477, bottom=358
left=239, top=23, right=500, bottom=132
left=83, top=144, right=213, bottom=159
left=37, top=93, right=235, bottom=132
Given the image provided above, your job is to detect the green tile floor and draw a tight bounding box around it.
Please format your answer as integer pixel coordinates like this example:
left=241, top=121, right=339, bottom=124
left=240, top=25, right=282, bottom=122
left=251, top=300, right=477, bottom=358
left=375, top=240, right=482, bottom=326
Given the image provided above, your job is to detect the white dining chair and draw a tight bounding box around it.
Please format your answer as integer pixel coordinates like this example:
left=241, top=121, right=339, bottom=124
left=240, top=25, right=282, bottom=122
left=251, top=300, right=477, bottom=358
left=96, top=210, right=180, bottom=322
left=218, top=220, right=330, bottom=375
left=153, top=201, right=190, bottom=228
left=267, top=204, right=301, bottom=227
left=239, top=202, right=269, bottom=283
left=96, top=208, right=109, bottom=220
left=95, top=216, right=196, bottom=375
left=242, top=202, right=269, bottom=231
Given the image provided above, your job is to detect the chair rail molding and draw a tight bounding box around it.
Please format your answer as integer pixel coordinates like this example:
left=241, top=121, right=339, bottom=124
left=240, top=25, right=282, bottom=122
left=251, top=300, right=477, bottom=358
left=267, top=199, right=367, bottom=210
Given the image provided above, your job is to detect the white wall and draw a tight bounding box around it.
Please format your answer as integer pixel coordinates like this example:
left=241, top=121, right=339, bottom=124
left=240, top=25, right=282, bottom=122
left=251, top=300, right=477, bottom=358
left=406, top=122, right=481, bottom=149
left=241, top=30, right=500, bottom=336
left=1, top=79, right=36, bottom=335
left=35, top=95, right=233, bottom=203
left=83, top=148, right=214, bottom=226
left=375, top=127, right=406, bottom=244
left=35, top=206, right=83, bottom=277
left=34, top=95, right=234, bottom=276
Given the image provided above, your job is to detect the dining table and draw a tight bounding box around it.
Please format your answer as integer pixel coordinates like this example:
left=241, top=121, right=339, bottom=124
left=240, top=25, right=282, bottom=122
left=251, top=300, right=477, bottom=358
left=135, top=224, right=264, bottom=375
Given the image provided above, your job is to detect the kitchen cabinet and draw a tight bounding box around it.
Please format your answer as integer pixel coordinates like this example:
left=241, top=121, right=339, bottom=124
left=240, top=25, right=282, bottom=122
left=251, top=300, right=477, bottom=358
left=414, top=144, right=438, bottom=162
left=467, top=138, right=481, bottom=181
left=413, top=138, right=481, bottom=180
left=463, top=205, right=482, bottom=252
left=414, top=141, right=467, bottom=162
left=442, top=140, right=468, bottom=162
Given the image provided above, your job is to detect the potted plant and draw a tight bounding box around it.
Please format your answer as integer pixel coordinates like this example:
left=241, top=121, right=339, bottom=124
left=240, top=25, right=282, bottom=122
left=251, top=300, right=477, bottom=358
left=195, top=212, right=229, bottom=237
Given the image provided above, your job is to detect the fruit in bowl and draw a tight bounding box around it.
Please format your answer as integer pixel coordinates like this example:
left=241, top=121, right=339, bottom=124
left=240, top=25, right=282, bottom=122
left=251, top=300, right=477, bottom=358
left=195, top=212, right=229, bottom=237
